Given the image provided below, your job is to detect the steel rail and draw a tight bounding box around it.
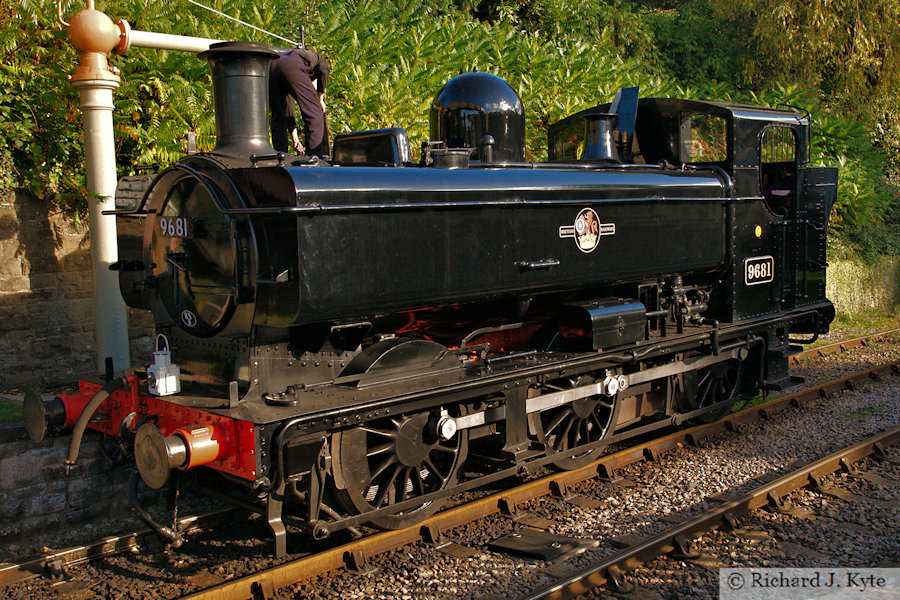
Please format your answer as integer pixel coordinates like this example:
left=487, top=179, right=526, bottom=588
left=179, top=359, right=900, bottom=600
left=0, top=509, right=230, bottom=588
left=517, top=424, right=900, bottom=600
left=789, top=328, right=900, bottom=364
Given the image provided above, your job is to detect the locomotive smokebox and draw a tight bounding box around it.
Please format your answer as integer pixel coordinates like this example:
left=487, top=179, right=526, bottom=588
left=430, top=71, right=525, bottom=163
left=199, top=42, right=280, bottom=157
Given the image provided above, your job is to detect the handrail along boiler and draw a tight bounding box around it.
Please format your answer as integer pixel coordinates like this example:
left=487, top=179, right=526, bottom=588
left=24, top=42, right=836, bottom=555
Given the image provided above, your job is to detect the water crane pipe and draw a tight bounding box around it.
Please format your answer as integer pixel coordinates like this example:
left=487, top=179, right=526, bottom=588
left=66, top=3, right=129, bottom=374
left=113, top=19, right=224, bottom=55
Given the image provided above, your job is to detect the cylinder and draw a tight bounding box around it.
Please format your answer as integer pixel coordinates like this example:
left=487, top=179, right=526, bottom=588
left=198, top=42, right=280, bottom=156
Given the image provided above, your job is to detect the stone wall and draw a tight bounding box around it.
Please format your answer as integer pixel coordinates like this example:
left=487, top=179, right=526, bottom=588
left=0, top=189, right=153, bottom=388
left=0, top=425, right=133, bottom=547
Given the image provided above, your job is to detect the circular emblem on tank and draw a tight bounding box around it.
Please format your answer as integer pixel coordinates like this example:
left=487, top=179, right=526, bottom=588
left=558, top=208, right=616, bottom=253
left=574, top=208, right=600, bottom=253
left=181, top=310, right=198, bottom=328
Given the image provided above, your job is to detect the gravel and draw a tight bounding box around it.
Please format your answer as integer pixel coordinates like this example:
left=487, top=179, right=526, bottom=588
left=3, top=333, right=898, bottom=600
left=588, top=446, right=900, bottom=600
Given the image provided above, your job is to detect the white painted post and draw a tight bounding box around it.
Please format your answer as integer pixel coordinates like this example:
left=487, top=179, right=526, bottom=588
left=72, top=79, right=131, bottom=372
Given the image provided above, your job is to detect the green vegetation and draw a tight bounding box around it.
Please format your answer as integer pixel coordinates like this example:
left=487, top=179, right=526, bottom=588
left=735, top=395, right=767, bottom=411
left=1, top=0, right=898, bottom=254
left=0, top=397, right=23, bottom=424
left=840, top=406, right=886, bottom=422
left=830, top=311, right=900, bottom=337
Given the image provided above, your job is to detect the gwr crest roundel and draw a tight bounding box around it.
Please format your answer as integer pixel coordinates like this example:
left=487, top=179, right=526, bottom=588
left=558, top=208, right=616, bottom=253
left=573, top=208, right=600, bottom=253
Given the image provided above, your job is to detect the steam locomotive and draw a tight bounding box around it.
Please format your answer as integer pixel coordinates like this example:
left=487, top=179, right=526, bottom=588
left=24, top=42, right=836, bottom=555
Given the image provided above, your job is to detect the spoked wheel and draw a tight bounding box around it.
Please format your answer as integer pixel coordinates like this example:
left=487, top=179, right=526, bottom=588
left=680, top=359, right=744, bottom=422
left=532, top=376, right=620, bottom=471
left=331, top=409, right=468, bottom=530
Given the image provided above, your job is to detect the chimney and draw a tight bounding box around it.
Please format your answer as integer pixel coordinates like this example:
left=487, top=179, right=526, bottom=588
left=199, top=41, right=279, bottom=157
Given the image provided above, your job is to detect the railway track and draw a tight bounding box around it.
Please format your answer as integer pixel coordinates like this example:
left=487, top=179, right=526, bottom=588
left=0, top=510, right=229, bottom=588
left=516, top=425, right=900, bottom=599
left=2, top=331, right=897, bottom=596
left=788, top=328, right=900, bottom=364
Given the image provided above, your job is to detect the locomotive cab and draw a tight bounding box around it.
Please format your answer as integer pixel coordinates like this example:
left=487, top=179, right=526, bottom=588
left=549, top=97, right=836, bottom=322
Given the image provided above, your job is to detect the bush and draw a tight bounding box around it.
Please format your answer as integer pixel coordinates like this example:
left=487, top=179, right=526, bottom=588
left=641, top=1, right=750, bottom=88
left=2, top=0, right=898, bottom=255
left=0, top=1, right=87, bottom=220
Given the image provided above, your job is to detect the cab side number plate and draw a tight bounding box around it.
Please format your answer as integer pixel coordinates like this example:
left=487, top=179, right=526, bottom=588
left=744, top=255, right=774, bottom=286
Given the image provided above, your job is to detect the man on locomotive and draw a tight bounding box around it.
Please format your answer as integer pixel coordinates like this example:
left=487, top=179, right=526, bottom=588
left=269, top=47, right=331, bottom=157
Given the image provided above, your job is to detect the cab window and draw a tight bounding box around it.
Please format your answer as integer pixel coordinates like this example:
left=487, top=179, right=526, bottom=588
left=760, top=126, right=798, bottom=216
left=680, top=114, right=728, bottom=164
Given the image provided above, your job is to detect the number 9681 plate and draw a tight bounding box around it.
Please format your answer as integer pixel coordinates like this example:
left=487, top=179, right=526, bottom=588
left=744, top=255, right=774, bottom=286
left=158, top=216, right=192, bottom=238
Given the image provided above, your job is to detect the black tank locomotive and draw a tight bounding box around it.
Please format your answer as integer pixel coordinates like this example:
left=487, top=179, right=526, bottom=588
left=25, top=42, right=836, bottom=555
